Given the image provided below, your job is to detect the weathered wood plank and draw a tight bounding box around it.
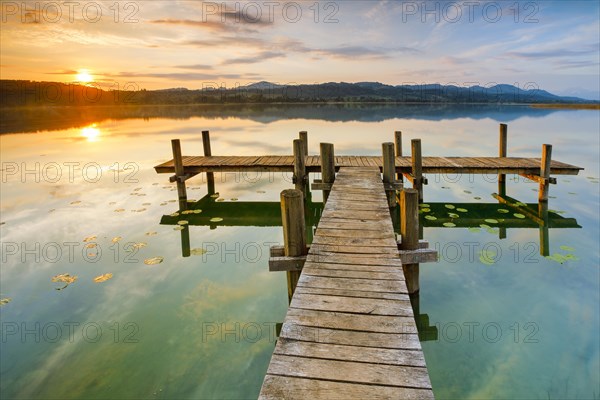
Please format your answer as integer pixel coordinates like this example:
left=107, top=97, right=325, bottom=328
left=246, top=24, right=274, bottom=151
left=297, top=275, right=408, bottom=293
left=295, top=286, right=409, bottom=300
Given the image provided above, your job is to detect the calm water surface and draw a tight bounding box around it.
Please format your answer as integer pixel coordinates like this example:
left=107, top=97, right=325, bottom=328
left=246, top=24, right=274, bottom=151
left=0, top=105, right=598, bottom=399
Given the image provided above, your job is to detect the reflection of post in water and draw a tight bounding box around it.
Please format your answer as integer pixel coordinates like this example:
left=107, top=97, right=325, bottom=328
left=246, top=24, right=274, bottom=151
left=180, top=225, right=191, bottom=257
left=539, top=201, right=550, bottom=257
left=320, top=143, right=335, bottom=203
left=409, top=291, right=439, bottom=342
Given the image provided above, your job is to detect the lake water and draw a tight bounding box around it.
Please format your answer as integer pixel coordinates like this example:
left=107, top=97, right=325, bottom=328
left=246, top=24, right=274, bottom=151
left=1, top=104, right=598, bottom=399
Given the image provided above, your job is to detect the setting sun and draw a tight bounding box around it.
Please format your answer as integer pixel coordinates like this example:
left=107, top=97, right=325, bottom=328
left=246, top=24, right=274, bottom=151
left=76, top=69, right=93, bottom=83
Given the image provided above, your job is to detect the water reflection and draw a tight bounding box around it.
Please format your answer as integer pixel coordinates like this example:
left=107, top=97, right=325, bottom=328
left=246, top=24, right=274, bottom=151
left=80, top=124, right=100, bottom=142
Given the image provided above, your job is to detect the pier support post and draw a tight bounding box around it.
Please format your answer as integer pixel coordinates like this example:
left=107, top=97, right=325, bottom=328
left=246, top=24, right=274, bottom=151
left=539, top=144, right=552, bottom=202
left=293, top=139, right=307, bottom=196
left=280, top=189, right=307, bottom=303
left=394, top=131, right=403, bottom=182
left=299, top=131, right=308, bottom=157
left=498, top=123, right=507, bottom=197
left=320, top=143, right=335, bottom=203
left=171, top=139, right=188, bottom=210
left=382, top=142, right=397, bottom=208
left=411, top=139, right=424, bottom=202
left=400, top=189, right=420, bottom=294
left=538, top=201, right=550, bottom=256
left=202, top=130, right=215, bottom=195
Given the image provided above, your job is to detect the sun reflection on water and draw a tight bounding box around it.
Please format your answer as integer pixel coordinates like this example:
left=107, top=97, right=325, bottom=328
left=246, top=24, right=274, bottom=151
left=81, top=124, right=100, bottom=142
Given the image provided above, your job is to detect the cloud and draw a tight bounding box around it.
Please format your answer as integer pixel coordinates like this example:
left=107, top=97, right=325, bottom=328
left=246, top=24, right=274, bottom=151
left=150, top=13, right=272, bottom=33
left=505, top=48, right=597, bottom=60
left=45, top=69, right=78, bottom=75
left=173, top=64, right=214, bottom=70
left=221, top=51, right=285, bottom=65
left=104, top=72, right=251, bottom=80
left=181, top=36, right=267, bottom=48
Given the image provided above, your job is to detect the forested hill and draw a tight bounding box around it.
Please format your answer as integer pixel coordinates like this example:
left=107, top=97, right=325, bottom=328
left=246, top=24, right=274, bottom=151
left=0, top=80, right=591, bottom=107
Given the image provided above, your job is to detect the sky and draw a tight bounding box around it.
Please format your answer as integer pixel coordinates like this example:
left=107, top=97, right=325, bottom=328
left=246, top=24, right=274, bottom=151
left=1, top=0, right=599, bottom=98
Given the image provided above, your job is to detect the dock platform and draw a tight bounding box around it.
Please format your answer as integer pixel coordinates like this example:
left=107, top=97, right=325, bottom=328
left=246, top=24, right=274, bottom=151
left=258, top=167, right=434, bottom=399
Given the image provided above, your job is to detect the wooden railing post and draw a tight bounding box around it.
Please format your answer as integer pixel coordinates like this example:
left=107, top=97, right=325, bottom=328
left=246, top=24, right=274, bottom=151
left=293, top=139, right=306, bottom=195
left=280, top=189, right=307, bottom=302
left=382, top=142, right=397, bottom=208
left=320, top=143, right=335, bottom=203
left=299, top=131, right=308, bottom=156
left=394, top=131, right=403, bottom=182
left=539, top=144, right=552, bottom=202
left=171, top=139, right=188, bottom=210
left=411, top=139, right=424, bottom=202
left=400, top=189, right=420, bottom=294
left=202, top=130, right=215, bottom=195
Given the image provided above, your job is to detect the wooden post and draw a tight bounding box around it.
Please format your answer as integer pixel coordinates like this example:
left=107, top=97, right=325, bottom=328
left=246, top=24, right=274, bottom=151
left=400, top=189, right=420, bottom=294
left=280, top=189, right=307, bottom=302
left=539, top=144, right=552, bottom=202
left=382, top=142, right=397, bottom=208
left=202, top=130, right=215, bottom=195
left=498, top=124, right=507, bottom=197
left=299, top=131, right=308, bottom=156
left=320, top=143, right=335, bottom=203
left=394, top=131, right=403, bottom=182
left=180, top=225, right=190, bottom=257
left=171, top=139, right=188, bottom=210
left=293, top=139, right=306, bottom=195
left=411, top=139, right=424, bottom=202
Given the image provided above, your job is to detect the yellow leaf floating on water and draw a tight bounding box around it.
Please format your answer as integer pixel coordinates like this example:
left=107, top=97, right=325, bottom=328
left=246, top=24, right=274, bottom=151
left=177, top=220, right=189, bottom=225
left=83, top=236, right=97, bottom=242
left=209, top=217, right=223, bottom=222
left=93, top=273, right=113, bottom=283
left=51, top=273, right=77, bottom=290
left=0, top=298, right=11, bottom=306
left=144, top=256, right=164, bottom=265
left=191, top=248, right=207, bottom=255
left=112, top=236, right=122, bottom=243
left=85, top=243, right=97, bottom=249
left=130, top=242, right=147, bottom=250
left=70, top=201, right=81, bottom=205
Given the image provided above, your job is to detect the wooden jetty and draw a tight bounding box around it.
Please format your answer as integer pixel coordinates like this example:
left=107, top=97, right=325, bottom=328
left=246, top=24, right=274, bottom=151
left=259, top=167, right=434, bottom=399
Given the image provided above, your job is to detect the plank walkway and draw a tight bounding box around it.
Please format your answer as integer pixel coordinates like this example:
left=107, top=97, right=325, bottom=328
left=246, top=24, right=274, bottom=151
left=259, top=167, right=434, bottom=399
left=155, top=155, right=581, bottom=175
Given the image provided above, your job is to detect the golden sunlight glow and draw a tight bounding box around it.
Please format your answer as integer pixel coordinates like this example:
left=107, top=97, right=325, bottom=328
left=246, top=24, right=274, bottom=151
left=81, top=125, right=100, bottom=142
left=76, top=69, right=93, bottom=83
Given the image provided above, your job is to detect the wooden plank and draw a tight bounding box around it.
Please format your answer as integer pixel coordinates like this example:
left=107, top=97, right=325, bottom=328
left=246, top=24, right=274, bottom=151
left=274, top=337, right=426, bottom=366
left=306, top=253, right=403, bottom=266
left=266, top=355, right=432, bottom=389
left=295, top=286, right=409, bottom=300
left=302, top=266, right=405, bottom=281
left=297, top=275, right=408, bottom=293
left=260, top=375, right=434, bottom=400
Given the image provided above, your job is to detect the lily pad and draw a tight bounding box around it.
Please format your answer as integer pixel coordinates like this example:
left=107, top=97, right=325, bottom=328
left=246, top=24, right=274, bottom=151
left=474, top=196, right=481, bottom=200
left=456, top=208, right=468, bottom=213
left=486, top=228, right=499, bottom=234
left=424, top=215, right=437, bottom=221
left=0, top=298, right=12, bottom=306
left=83, top=235, right=97, bottom=242
left=209, top=217, right=224, bottom=222
left=70, top=201, right=81, bottom=205
left=51, top=273, right=77, bottom=290
left=210, top=194, right=220, bottom=198
left=142, top=203, right=151, bottom=206
left=144, top=257, right=164, bottom=265
left=420, top=204, right=430, bottom=208
left=173, top=226, right=184, bottom=231
left=479, top=250, right=497, bottom=265
left=443, top=222, right=456, bottom=227
left=145, top=231, right=158, bottom=236
left=513, top=213, right=526, bottom=219
left=112, top=237, right=122, bottom=243
left=93, top=273, right=113, bottom=283
left=216, top=198, right=225, bottom=202
left=479, top=224, right=491, bottom=229
left=464, top=190, right=472, bottom=194
left=468, top=227, right=481, bottom=233
left=559, top=245, right=575, bottom=252
left=546, top=253, right=568, bottom=264
left=85, top=243, right=97, bottom=249
left=256, top=190, right=266, bottom=194
left=130, top=242, right=147, bottom=250
left=170, top=212, right=180, bottom=217
left=444, top=204, right=456, bottom=209
left=448, top=213, right=459, bottom=218
left=114, top=208, right=125, bottom=212
left=420, top=208, right=431, bottom=213
left=193, top=210, right=202, bottom=214
left=564, top=254, right=579, bottom=261
left=191, top=248, right=208, bottom=256
left=484, top=219, right=498, bottom=224
left=177, top=220, right=189, bottom=225
left=497, top=209, right=509, bottom=214
left=230, top=198, right=238, bottom=201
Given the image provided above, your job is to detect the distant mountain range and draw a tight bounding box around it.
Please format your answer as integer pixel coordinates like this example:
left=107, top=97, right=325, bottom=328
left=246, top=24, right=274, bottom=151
left=1, top=80, right=595, bottom=107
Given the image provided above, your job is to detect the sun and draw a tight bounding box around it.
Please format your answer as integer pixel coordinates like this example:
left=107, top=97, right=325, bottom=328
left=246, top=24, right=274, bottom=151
left=76, top=69, right=93, bottom=83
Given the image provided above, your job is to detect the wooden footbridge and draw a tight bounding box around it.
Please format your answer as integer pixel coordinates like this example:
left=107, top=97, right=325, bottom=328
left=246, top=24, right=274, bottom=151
left=154, top=124, right=582, bottom=399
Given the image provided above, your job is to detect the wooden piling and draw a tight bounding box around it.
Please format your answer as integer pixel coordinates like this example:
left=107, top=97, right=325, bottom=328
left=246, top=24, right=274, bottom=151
left=539, top=144, right=552, bottom=202
left=411, top=139, right=424, bottom=202
left=400, top=189, right=420, bottom=294
left=171, top=139, right=188, bottom=210
left=280, top=189, right=307, bottom=302
left=293, top=139, right=306, bottom=195
left=538, top=201, right=550, bottom=256
left=394, top=131, right=403, bottom=182
left=299, top=131, right=308, bottom=156
left=202, top=130, right=215, bottom=195
left=320, top=143, right=335, bottom=203
left=498, top=124, right=507, bottom=197
left=382, top=142, right=397, bottom=208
